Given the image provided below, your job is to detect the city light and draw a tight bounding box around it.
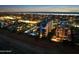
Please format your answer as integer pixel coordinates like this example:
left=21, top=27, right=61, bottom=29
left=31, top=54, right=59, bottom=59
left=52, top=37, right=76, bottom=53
left=0, top=5, right=79, bottom=54
left=18, top=20, right=41, bottom=24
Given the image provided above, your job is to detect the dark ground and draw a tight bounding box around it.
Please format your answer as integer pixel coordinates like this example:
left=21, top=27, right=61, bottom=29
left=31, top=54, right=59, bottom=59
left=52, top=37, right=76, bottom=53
left=0, top=29, right=79, bottom=54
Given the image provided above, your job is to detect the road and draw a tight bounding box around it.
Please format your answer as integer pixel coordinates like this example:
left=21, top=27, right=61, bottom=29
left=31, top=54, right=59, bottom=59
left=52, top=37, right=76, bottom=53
left=0, top=29, right=79, bottom=54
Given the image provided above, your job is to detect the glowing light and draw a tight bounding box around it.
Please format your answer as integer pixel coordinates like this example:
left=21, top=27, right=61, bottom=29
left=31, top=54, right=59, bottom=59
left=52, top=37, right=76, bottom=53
left=4, top=16, right=14, bottom=19
left=51, top=38, right=61, bottom=42
left=18, top=20, right=40, bottom=24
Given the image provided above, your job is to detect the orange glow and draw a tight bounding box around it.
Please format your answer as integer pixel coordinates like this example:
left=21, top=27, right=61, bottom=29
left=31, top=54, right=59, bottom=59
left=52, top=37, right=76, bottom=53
left=51, top=25, right=71, bottom=42
left=51, top=36, right=62, bottom=42
left=18, top=20, right=40, bottom=24
left=4, top=16, right=14, bottom=19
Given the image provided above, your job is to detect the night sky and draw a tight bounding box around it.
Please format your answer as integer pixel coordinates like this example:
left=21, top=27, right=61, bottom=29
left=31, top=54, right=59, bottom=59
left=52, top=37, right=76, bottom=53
left=0, top=5, right=79, bottom=8
left=0, top=5, right=79, bottom=12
